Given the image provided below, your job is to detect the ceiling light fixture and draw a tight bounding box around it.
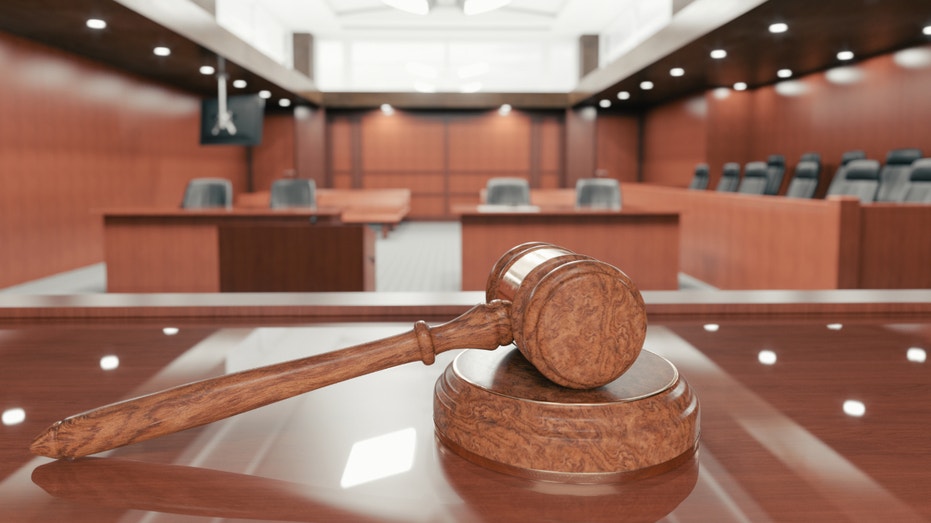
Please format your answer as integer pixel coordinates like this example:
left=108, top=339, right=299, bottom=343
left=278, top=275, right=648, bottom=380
left=462, top=0, right=511, bottom=16
left=381, top=0, right=431, bottom=15
left=733, top=82, right=748, bottom=91
left=617, top=91, right=630, bottom=100
left=640, top=81, right=654, bottom=90
left=599, top=99, right=612, bottom=108
left=199, top=65, right=215, bottom=75
left=86, top=18, right=106, bottom=30
left=710, top=49, right=727, bottom=59
left=258, top=90, right=272, bottom=99
left=670, top=67, right=685, bottom=77
left=279, top=99, right=292, bottom=107
left=768, top=22, right=788, bottom=34
left=777, top=68, right=792, bottom=78
left=232, top=79, right=247, bottom=88
left=380, top=103, right=395, bottom=115
left=153, top=46, right=171, bottom=57
left=924, top=25, right=931, bottom=36
left=498, top=104, right=511, bottom=116
left=837, top=50, right=855, bottom=61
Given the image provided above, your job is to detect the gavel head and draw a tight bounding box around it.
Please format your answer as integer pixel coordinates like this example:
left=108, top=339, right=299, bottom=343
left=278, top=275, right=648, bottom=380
left=486, top=242, right=647, bottom=389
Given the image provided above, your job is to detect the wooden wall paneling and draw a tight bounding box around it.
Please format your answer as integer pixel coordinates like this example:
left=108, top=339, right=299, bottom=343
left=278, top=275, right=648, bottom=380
left=252, top=114, right=297, bottom=192
left=640, top=96, right=707, bottom=187
left=327, top=114, right=354, bottom=185
left=596, top=114, right=642, bottom=184
left=360, top=111, right=446, bottom=172
left=447, top=111, right=532, bottom=172
left=858, top=204, right=931, bottom=289
left=0, top=33, right=246, bottom=288
left=295, top=105, right=327, bottom=187
left=538, top=117, right=564, bottom=188
left=564, top=107, right=597, bottom=188
left=705, top=90, right=753, bottom=187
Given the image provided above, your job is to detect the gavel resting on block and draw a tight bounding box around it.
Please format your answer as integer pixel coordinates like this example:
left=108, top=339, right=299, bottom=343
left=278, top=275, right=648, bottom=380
left=31, top=242, right=698, bottom=481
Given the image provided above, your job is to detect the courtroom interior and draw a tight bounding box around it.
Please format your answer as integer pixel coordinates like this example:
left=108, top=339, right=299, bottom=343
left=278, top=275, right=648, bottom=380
left=1, top=1, right=930, bottom=521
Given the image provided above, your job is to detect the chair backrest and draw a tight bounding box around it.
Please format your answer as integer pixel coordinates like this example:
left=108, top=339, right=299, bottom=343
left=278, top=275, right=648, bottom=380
left=181, top=178, right=233, bottom=209
left=799, top=152, right=821, bottom=164
left=903, top=158, right=931, bottom=203
left=763, top=154, right=786, bottom=195
left=715, top=162, right=741, bottom=192
left=827, top=159, right=880, bottom=203
left=688, top=163, right=710, bottom=190
left=876, top=148, right=923, bottom=202
left=784, top=160, right=822, bottom=199
left=270, top=178, right=316, bottom=208
left=575, top=178, right=621, bottom=210
left=825, top=150, right=867, bottom=196
left=485, top=177, right=530, bottom=205
left=737, top=161, right=769, bottom=194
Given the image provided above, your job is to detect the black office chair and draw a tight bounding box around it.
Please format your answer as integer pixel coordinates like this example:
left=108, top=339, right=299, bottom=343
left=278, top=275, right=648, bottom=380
left=181, top=178, right=233, bottom=209
left=688, top=163, right=710, bottom=190
left=903, top=158, right=931, bottom=203
left=270, top=178, right=316, bottom=209
left=575, top=178, right=621, bottom=210
left=799, top=152, right=821, bottom=164
left=825, top=150, right=867, bottom=195
left=784, top=160, right=822, bottom=199
left=827, top=159, right=880, bottom=203
left=737, top=162, right=768, bottom=195
left=876, top=148, right=923, bottom=202
left=485, top=177, right=531, bottom=205
left=763, top=154, right=786, bottom=195
left=715, top=162, right=741, bottom=192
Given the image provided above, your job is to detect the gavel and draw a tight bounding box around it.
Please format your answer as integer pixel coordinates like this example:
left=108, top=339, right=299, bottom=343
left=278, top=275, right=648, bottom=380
left=31, top=242, right=647, bottom=460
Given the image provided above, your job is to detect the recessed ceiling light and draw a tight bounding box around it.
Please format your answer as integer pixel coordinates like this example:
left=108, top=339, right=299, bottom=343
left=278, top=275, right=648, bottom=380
left=924, top=25, right=931, bottom=36
left=599, top=99, right=612, bottom=108
left=733, top=82, right=748, bottom=91
left=86, top=18, right=106, bottom=30
left=617, top=91, right=630, bottom=100
left=768, top=22, right=788, bottom=34
left=837, top=50, right=855, bottom=61
left=278, top=99, right=292, bottom=107
left=199, top=65, right=215, bottom=75
left=710, top=49, right=727, bottom=59
left=640, top=81, right=654, bottom=90
left=232, top=79, right=247, bottom=88
left=670, top=67, right=685, bottom=77
left=380, top=103, right=394, bottom=115
left=777, top=68, right=792, bottom=78
left=153, top=46, right=170, bottom=57
left=498, top=104, right=511, bottom=116
left=258, top=90, right=272, bottom=99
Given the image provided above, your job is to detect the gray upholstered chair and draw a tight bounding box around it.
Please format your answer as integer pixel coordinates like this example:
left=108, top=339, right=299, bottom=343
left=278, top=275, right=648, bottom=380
left=737, top=161, right=768, bottom=195
left=485, top=177, right=531, bottom=205
left=763, top=154, right=786, bottom=195
left=825, top=150, right=867, bottom=195
left=688, top=163, right=710, bottom=190
left=903, top=158, right=931, bottom=203
left=181, top=178, right=233, bottom=209
left=575, top=178, right=621, bottom=210
left=876, top=148, right=923, bottom=202
left=715, top=162, right=741, bottom=192
left=784, top=160, right=822, bottom=199
left=270, top=178, right=316, bottom=208
left=827, top=159, right=880, bottom=203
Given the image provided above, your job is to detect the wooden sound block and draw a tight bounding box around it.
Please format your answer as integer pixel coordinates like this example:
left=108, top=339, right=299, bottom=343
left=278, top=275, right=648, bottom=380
left=434, top=346, right=700, bottom=483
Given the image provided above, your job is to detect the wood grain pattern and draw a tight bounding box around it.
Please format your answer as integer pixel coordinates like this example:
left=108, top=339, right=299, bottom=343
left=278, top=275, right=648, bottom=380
left=434, top=347, right=699, bottom=480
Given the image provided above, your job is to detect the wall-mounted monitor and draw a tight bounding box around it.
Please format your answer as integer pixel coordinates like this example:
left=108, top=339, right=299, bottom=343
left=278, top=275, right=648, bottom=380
left=200, top=94, right=265, bottom=146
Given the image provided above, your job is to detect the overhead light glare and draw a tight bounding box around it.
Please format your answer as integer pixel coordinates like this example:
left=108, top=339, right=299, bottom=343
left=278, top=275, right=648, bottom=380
left=758, top=350, right=777, bottom=365
left=777, top=68, right=792, bottom=78
left=463, top=0, right=511, bottom=16
left=258, top=90, right=272, bottom=99
left=907, top=347, right=927, bottom=363
left=843, top=400, right=866, bottom=417
left=414, top=81, right=436, bottom=93
left=640, top=81, right=654, bottom=90
left=710, top=49, right=727, bottom=59
left=162, top=327, right=179, bottom=336
left=153, top=46, right=171, bottom=57
left=768, top=22, right=788, bottom=34
left=199, top=65, right=215, bottom=75
left=598, top=99, right=612, bottom=108
left=617, top=91, right=630, bottom=100
left=703, top=323, right=720, bottom=332
left=232, top=79, right=247, bottom=89
left=459, top=81, right=482, bottom=93
left=670, top=67, right=685, bottom=77
left=733, top=82, right=748, bottom=91
left=498, top=104, right=511, bottom=116
left=100, top=355, right=120, bottom=371
left=278, top=99, right=292, bottom=107
left=381, top=0, right=430, bottom=15
left=2, top=408, right=26, bottom=426
left=837, top=50, right=855, bottom=61
left=381, top=103, right=395, bottom=115
left=457, top=62, right=490, bottom=79
left=86, top=19, right=107, bottom=30
left=924, top=25, right=931, bottom=36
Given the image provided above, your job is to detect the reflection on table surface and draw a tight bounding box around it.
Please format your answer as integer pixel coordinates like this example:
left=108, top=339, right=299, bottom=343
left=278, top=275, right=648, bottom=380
left=1, top=318, right=930, bottom=522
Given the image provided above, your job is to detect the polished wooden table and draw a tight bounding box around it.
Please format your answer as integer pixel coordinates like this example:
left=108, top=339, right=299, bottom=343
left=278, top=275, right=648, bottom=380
left=1, top=291, right=930, bottom=522
left=102, top=208, right=375, bottom=292
left=458, top=207, right=680, bottom=291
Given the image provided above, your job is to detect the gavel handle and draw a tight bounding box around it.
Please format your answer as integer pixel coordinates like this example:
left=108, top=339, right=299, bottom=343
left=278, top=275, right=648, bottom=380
left=31, top=301, right=514, bottom=459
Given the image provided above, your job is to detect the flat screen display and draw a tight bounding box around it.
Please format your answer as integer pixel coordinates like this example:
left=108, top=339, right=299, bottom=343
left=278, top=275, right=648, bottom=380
left=200, top=94, right=265, bottom=146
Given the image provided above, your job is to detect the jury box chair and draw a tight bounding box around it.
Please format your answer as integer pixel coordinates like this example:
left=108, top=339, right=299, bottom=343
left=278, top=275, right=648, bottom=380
left=903, top=158, right=931, bottom=203
left=715, top=162, right=741, bottom=192
left=485, top=177, right=531, bottom=205
left=575, top=178, right=622, bottom=210
left=688, top=164, right=710, bottom=190
left=784, top=159, right=822, bottom=199
left=827, top=159, right=881, bottom=203
left=737, top=161, right=769, bottom=195
left=270, top=178, right=317, bottom=209
left=181, top=178, right=233, bottom=209
left=875, top=148, right=923, bottom=202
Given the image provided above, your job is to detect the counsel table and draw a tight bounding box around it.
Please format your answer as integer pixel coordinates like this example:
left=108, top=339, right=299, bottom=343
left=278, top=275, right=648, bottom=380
left=459, top=207, right=680, bottom=290
left=102, top=208, right=375, bottom=292
left=1, top=290, right=929, bottom=522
